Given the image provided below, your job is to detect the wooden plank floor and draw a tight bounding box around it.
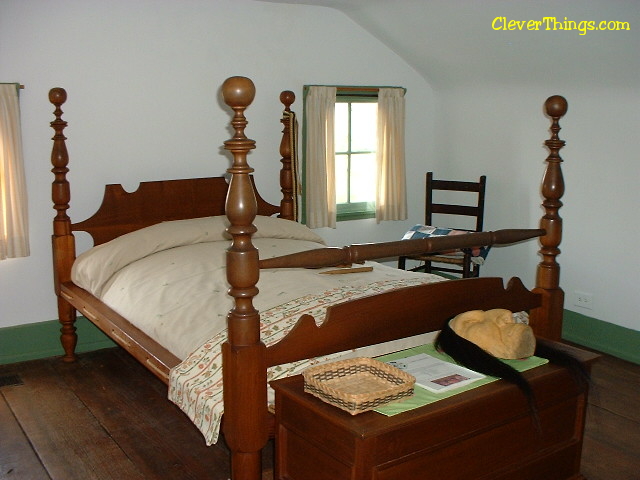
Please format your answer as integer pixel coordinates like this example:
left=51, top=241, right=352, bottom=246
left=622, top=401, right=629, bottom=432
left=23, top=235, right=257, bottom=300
left=1, top=347, right=638, bottom=480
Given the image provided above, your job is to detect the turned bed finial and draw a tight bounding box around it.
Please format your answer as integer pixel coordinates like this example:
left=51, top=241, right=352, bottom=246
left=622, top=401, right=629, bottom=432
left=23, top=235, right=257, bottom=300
left=49, top=87, right=67, bottom=107
left=222, top=76, right=256, bottom=164
left=280, top=90, right=295, bottom=111
left=531, top=95, right=567, bottom=340
left=222, top=76, right=256, bottom=115
left=544, top=95, right=568, bottom=120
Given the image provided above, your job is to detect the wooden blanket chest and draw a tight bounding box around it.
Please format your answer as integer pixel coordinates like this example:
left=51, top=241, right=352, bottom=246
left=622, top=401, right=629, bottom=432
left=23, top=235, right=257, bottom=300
left=271, top=344, right=597, bottom=480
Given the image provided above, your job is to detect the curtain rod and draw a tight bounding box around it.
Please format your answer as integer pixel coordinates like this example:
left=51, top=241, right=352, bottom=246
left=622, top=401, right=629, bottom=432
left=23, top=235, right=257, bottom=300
left=305, top=85, right=405, bottom=92
left=305, top=85, right=406, bottom=97
left=1, top=83, right=24, bottom=89
left=336, top=86, right=379, bottom=92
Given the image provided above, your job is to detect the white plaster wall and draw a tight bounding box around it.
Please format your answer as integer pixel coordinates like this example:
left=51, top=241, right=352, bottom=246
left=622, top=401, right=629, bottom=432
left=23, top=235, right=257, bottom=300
left=431, top=84, right=640, bottom=331
left=0, top=0, right=434, bottom=328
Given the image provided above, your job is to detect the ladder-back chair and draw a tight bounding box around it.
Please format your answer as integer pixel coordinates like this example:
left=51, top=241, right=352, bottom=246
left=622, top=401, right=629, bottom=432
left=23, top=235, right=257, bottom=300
left=398, top=172, right=487, bottom=278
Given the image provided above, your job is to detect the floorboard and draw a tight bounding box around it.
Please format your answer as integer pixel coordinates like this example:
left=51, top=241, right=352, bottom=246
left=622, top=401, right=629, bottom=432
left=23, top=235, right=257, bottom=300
left=51, top=350, right=233, bottom=480
left=0, top=393, right=50, bottom=480
left=580, top=354, right=640, bottom=480
left=1, top=347, right=637, bottom=480
left=1, top=359, right=144, bottom=480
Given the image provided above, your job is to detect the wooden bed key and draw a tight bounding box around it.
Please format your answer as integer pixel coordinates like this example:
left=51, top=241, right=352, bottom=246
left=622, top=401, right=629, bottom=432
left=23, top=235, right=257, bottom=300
left=318, top=266, right=374, bottom=275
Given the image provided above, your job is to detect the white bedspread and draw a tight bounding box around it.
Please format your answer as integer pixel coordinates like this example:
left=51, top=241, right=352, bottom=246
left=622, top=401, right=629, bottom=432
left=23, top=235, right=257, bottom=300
left=72, top=215, right=444, bottom=444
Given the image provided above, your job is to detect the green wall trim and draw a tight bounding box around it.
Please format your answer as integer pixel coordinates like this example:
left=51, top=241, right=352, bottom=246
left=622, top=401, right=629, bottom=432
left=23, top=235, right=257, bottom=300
left=563, top=310, right=640, bottom=365
left=0, top=317, right=115, bottom=366
left=2, top=311, right=637, bottom=366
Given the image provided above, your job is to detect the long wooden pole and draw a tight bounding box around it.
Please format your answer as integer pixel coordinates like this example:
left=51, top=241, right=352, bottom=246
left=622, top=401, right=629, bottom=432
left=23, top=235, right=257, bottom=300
left=259, top=229, right=543, bottom=269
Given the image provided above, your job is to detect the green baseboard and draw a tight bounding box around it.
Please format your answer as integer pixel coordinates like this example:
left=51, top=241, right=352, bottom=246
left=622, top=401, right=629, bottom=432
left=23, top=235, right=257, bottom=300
left=0, top=317, right=115, bottom=365
left=1, top=311, right=637, bottom=366
left=562, top=310, right=640, bottom=365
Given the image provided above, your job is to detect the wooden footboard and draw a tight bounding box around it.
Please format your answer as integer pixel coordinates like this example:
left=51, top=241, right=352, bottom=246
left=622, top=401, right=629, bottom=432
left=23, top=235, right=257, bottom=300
left=266, top=277, right=539, bottom=367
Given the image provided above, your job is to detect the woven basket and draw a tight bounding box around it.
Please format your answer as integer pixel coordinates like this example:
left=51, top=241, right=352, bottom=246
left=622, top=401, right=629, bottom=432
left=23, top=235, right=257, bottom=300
left=302, top=357, right=415, bottom=415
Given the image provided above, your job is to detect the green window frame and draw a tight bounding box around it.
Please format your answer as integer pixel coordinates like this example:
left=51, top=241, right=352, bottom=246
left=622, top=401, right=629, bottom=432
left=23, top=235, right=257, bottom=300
left=334, top=93, right=378, bottom=221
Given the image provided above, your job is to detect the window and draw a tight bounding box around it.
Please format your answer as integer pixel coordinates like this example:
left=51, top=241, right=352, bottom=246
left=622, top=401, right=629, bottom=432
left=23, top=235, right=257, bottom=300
left=334, top=95, right=377, bottom=220
left=304, top=85, right=406, bottom=229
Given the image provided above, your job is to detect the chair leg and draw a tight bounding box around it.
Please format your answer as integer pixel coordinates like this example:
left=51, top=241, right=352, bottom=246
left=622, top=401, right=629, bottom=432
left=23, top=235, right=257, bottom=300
left=398, top=256, right=407, bottom=270
left=462, top=254, right=472, bottom=278
left=472, top=264, right=480, bottom=278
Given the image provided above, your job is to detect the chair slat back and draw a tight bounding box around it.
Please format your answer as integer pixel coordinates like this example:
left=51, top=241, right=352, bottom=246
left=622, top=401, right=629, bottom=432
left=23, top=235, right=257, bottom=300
left=425, top=172, right=486, bottom=232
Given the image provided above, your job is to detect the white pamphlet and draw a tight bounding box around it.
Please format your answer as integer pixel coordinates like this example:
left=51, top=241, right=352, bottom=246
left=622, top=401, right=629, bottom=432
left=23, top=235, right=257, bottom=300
left=387, top=353, right=485, bottom=393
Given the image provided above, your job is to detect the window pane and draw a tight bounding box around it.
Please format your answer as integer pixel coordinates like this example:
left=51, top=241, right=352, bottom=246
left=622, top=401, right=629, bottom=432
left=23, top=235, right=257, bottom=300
left=335, top=154, right=348, bottom=204
left=334, top=103, right=349, bottom=153
left=350, top=103, right=377, bottom=152
left=349, top=153, right=376, bottom=202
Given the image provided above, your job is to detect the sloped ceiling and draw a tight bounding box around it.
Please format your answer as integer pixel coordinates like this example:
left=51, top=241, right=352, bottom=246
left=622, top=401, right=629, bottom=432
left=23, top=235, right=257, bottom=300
left=259, top=0, right=639, bottom=88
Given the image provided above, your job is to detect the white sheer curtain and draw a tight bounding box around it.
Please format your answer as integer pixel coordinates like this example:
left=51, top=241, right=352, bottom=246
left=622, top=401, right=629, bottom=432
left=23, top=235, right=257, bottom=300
left=305, top=86, right=336, bottom=229
left=375, top=87, right=407, bottom=223
left=0, top=84, right=29, bottom=260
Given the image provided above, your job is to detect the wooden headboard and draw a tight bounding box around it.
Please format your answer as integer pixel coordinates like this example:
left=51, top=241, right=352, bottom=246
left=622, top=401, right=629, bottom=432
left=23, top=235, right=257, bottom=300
left=70, top=176, right=279, bottom=246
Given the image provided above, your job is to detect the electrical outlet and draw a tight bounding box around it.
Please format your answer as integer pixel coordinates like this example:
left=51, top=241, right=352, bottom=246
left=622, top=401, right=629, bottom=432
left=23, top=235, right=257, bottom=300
left=573, top=291, right=594, bottom=310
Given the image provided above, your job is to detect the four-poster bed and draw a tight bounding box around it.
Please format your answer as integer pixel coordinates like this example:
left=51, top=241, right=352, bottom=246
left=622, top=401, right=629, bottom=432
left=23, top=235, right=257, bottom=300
left=49, top=76, right=595, bottom=480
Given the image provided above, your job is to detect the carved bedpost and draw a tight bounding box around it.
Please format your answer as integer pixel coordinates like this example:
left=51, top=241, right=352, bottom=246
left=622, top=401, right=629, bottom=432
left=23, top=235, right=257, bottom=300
left=220, top=77, right=267, bottom=480
left=49, top=88, right=78, bottom=362
left=278, top=90, right=296, bottom=220
left=530, top=95, right=567, bottom=340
